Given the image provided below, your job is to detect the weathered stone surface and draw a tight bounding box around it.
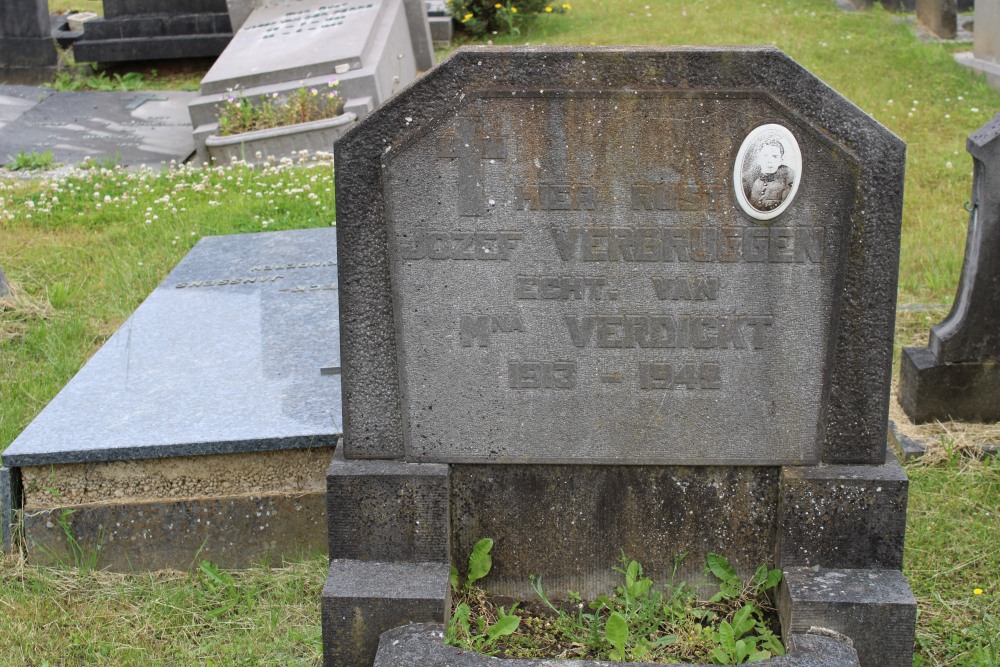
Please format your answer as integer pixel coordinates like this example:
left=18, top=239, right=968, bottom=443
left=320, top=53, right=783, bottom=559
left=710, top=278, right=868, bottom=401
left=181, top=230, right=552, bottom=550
left=777, top=448, right=908, bottom=570
left=916, top=0, right=957, bottom=39
left=23, top=491, right=328, bottom=570
left=322, top=560, right=450, bottom=667
left=373, top=623, right=862, bottom=667
left=336, top=47, right=904, bottom=466
left=899, top=113, right=1000, bottom=422
left=1, top=466, right=20, bottom=553
left=3, top=228, right=342, bottom=468
left=328, top=448, right=449, bottom=562
left=451, top=464, right=779, bottom=600
left=0, top=0, right=56, bottom=76
left=0, top=88, right=198, bottom=168
left=954, top=1, right=1000, bottom=91
left=780, top=567, right=917, bottom=667
left=19, top=448, right=330, bottom=507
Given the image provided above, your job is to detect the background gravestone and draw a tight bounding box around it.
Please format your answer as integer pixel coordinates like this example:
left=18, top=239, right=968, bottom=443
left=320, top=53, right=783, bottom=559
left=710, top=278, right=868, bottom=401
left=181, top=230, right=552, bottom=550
left=955, top=0, right=1000, bottom=91
left=0, top=266, right=9, bottom=297
left=0, top=0, right=56, bottom=81
left=187, top=0, right=425, bottom=161
left=71, top=0, right=234, bottom=63
left=899, top=113, right=1000, bottom=422
left=322, top=47, right=915, bottom=667
left=916, top=0, right=957, bottom=39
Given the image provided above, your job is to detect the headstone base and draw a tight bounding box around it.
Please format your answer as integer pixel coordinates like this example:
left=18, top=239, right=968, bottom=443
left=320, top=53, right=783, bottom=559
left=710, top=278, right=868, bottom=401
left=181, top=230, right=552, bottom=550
left=898, top=345, right=1000, bottom=422
left=954, top=52, right=1000, bottom=93
left=321, top=560, right=450, bottom=667
left=780, top=567, right=917, bottom=667
left=777, top=449, right=908, bottom=569
left=0, top=37, right=56, bottom=68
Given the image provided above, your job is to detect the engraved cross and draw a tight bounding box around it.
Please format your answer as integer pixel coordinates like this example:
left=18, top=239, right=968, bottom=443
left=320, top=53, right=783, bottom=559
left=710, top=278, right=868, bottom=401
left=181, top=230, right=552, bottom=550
left=438, top=118, right=506, bottom=217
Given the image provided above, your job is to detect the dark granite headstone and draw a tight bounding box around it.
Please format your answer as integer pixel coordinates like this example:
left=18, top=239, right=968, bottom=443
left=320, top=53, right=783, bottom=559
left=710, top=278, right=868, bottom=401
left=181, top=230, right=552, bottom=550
left=71, top=0, right=234, bottom=63
left=899, top=113, right=1000, bottom=422
left=917, top=0, right=957, bottom=39
left=0, top=87, right=197, bottom=167
left=322, top=47, right=915, bottom=667
left=0, top=0, right=56, bottom=79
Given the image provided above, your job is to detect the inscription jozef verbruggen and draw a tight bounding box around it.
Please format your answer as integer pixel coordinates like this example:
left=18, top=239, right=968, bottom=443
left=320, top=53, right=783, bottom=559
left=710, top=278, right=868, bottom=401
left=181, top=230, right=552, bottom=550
left=384, top=92, right=856, bottom=465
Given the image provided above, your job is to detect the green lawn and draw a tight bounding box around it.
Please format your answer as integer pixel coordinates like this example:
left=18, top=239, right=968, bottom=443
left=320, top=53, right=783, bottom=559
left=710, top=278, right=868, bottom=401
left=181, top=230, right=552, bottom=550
left=2, top=0, right=999, bottom=664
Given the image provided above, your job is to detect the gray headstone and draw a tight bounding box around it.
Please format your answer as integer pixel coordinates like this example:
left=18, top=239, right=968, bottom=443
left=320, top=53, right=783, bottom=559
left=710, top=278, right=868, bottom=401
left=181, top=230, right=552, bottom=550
left=325, top=47, right=915, bottom=667
left=0, top=0, right=56, bottom=77
left=188, top=0, right=420, bottom=159
left=0, top=88, right=198, bottom=167
left=2, top=228, right=342, bottom=467
left=955, top=1, right=1000, bottom=91
left=0, top=266, right=9, bottom=297
left=336, top=46, right=905, bottom=467
left=916, top=0, right=957, bottom=39
left=899, top=113, right=1000, bottom=422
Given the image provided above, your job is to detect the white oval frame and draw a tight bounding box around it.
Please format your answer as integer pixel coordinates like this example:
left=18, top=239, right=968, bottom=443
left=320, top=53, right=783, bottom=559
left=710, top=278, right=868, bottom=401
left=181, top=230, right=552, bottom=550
left=733, top=124, right=802, bottom=221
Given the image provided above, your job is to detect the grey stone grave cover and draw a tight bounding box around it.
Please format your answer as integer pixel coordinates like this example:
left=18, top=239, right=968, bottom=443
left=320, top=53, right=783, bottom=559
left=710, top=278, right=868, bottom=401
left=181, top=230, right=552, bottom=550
left=3, top=228, right=342, bottom=467
left=335, top=47, right=905, bottom=467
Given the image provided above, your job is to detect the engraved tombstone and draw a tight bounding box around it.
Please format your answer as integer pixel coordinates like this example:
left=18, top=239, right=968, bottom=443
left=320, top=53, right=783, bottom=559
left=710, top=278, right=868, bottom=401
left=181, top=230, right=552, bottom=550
left=899, top=113, right=1000, bottom=422
left=322, top=47, right=916, bottom=667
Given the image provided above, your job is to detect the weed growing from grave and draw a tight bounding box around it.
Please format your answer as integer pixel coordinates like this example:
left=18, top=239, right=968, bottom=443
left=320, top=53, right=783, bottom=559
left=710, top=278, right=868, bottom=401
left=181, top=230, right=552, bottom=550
left=449, top=0, right=569, bottom=38
left=51, top=67, right=146, bottom=92
left=447, top=543, right=784, bottom=664
left=216, top=83, right=345, bottom=136
left=6, top=151, right=56, bottom=172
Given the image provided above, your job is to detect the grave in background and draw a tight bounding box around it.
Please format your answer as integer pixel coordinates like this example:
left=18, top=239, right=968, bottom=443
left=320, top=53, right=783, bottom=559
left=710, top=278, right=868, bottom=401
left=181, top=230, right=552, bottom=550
left=323, top=46, right=916, bottom=667
left=2, top=228, right=343, bottom=569
left=0, top=0, right=56, bottom=82
left=71, top=0, right=235, bottom=63
left=188, top=0, right=426, bottom=162
left=917, top=0, right=957, bottom=39
left=899, top=113, right=1000, bottom=422
left=0, top=85, right=198, bottom=168
left=955, top=0, right=1000, bottom=90
left=0, top=267, right=9, bottom=297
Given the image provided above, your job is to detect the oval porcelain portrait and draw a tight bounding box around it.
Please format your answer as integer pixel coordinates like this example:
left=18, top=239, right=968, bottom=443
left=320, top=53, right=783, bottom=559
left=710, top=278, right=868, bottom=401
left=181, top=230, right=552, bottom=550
left=733, top=124, right=802, bottom=221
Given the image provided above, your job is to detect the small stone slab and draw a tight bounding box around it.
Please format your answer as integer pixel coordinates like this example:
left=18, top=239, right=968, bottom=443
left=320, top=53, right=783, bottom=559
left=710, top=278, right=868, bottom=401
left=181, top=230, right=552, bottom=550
left=0, top=88, right=197, bottom=167
left=3, top=228, right=342, bottom=467
left=372, top=623, right=862, bottom=666
left=0, top=85, right=53, bottom=131
left=780, top=567, right=917, bottom=667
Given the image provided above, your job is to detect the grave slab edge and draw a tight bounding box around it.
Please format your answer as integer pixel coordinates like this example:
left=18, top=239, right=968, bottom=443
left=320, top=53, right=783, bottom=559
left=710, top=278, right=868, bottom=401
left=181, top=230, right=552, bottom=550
left=336, top=46, right=905, bottom=465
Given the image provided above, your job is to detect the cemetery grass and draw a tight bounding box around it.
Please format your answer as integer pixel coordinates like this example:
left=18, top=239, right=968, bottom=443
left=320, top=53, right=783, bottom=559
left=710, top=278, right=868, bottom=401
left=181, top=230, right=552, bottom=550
left=0, top=0, right=997, bottom=664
